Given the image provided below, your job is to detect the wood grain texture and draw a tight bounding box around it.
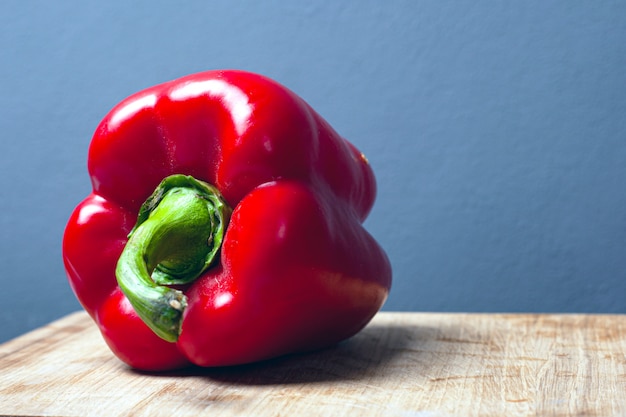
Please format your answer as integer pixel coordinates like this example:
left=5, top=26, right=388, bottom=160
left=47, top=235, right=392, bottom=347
left=1, top=312, right=625, bottom=417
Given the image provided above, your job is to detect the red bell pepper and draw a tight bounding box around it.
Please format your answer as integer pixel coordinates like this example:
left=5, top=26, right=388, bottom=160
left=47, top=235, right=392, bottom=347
left=62, top=70, right=392, bottom=370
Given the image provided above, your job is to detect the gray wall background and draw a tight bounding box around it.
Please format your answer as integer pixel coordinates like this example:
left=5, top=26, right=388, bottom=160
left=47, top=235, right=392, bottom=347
left=1, top=1, right=625, bottom=343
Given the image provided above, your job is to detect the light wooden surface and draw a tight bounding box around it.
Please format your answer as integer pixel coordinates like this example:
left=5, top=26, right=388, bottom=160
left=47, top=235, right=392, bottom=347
left=1, top=312, right=625, bottom=417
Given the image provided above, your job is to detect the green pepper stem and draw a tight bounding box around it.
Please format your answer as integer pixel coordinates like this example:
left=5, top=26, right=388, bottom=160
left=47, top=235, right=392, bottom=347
left=116, top=175, right=231, bottom=342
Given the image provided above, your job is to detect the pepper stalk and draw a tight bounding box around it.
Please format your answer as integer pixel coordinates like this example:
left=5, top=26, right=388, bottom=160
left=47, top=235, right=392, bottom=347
left=116, top=174, right=231, bottom=342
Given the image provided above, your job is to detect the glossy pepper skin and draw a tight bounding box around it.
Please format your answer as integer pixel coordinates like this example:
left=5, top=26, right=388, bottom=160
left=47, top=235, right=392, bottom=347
left=62, top=70, right=392, bottom=371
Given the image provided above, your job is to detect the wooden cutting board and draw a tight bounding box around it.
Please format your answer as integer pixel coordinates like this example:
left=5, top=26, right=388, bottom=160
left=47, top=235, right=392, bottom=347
left=1, top=311, right=625, bottom=416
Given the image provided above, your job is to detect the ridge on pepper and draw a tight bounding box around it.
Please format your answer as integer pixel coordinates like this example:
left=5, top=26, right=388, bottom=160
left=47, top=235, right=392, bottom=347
left=62, top=70, right=392, bottom=371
